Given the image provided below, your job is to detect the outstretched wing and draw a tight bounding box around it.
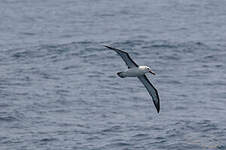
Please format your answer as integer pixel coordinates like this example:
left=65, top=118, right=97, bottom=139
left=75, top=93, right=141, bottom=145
left=104, top=45, right=138, bottom=68
left=138, top=75, right=160, bottom=113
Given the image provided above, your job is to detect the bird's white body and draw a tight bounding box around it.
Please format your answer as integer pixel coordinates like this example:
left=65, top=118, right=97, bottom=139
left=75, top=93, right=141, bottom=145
left=121, top=66, right=149, bottom=77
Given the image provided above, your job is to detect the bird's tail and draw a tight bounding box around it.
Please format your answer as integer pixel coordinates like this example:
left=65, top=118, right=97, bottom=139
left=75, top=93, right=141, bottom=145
left=117, top=72, right=126, bottom=78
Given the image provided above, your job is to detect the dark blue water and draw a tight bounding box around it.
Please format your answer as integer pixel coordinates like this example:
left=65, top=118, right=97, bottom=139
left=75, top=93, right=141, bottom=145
left=1, top=0, right=226, bottom=149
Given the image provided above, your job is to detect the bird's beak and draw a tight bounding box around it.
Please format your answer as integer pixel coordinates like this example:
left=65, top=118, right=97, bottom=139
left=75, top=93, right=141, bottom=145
left=149, top=70, right=156, bottom=75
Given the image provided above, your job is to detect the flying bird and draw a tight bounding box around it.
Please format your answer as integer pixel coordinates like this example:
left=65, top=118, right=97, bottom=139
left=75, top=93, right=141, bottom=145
left=105, top=45, right=160, bottom=113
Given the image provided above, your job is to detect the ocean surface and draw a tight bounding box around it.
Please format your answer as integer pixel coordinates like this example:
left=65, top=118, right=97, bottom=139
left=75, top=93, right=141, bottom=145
left=1, top=0, right=226, bottom=149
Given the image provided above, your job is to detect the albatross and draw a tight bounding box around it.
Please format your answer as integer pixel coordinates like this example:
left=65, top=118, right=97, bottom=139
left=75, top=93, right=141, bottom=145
left=105, top=45, right=160, bottom=113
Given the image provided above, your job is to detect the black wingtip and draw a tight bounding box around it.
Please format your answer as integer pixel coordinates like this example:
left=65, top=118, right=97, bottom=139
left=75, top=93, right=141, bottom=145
left=103, top=45, right=113, bottom=50
left=154, top=101, right=160, bottom=113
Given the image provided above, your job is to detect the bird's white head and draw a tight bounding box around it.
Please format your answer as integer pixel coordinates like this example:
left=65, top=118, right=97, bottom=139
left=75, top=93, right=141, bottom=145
left=141, top=66, right=156, bottom=75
